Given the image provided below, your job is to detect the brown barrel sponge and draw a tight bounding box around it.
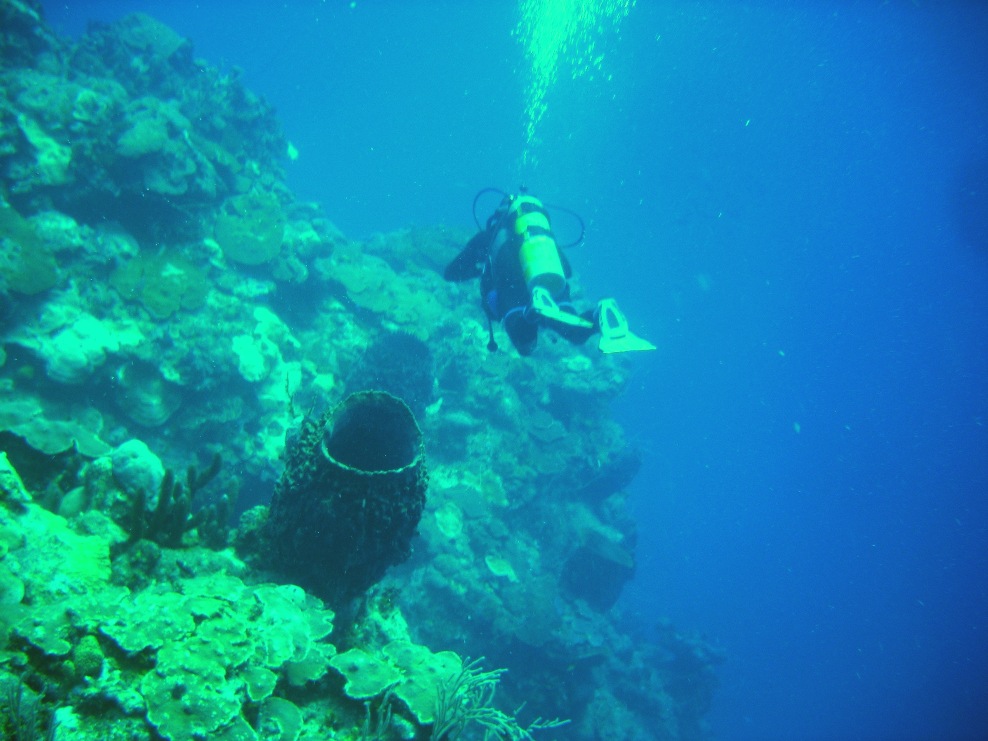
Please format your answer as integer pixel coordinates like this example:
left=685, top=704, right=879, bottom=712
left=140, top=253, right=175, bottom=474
left=265, top=391, right=427, bottom=605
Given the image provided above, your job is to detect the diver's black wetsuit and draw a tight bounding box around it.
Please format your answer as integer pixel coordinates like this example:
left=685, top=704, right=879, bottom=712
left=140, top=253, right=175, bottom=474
left=444, top=216, right=596, bottom=355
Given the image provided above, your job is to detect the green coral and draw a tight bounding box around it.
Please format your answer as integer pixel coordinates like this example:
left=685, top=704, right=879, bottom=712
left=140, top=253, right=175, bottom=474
left=328, top=640, right=463, bottom=725
left=214, top=190, right=286, bottom=265
left=0, top=202, right=57, bottom=295
left=329, top=648, right=402, bottom=700
left=110, top=248, right=209, bottom=318
left=0, top=490, right=336, bottom=741
left=121, top=576, right=336, bottom=740
left=243, top=665, right=278, bottom=702
left=141, top=663, right=241, bottom=741
left=16, top=113, right=72, bottom=186
left=100, top=586, right=193, bottom=652
left=0, top=395, right=112, bottom=457
left=383, top=641, right=462, bottom=725
left=31, top=572, right=334, bottom=740
left=257, top=697, right=303, bottom=741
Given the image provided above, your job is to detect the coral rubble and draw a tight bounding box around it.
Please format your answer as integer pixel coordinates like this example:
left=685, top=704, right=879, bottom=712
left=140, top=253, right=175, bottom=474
left=0, top=2, right=722, bottom=739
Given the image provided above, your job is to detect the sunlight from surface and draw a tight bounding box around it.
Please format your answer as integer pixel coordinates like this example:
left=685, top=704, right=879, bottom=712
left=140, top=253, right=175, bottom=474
left=515, top=0, right=634, bottom=165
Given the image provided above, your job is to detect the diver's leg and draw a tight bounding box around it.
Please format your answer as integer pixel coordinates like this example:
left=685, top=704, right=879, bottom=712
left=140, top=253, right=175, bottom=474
left=503, top=306, right=538, bottom=356
left=549, top=303, right=597, bottom=345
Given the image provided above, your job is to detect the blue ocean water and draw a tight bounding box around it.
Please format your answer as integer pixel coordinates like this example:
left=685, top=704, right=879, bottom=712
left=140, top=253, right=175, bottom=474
left=41, top=2, right=988, bottom=739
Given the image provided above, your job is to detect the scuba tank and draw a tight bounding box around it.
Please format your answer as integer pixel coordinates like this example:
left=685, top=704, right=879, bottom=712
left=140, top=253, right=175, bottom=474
left=487, top=192, right=567, bottom=299
left=511, top=194, right=567, bottom=298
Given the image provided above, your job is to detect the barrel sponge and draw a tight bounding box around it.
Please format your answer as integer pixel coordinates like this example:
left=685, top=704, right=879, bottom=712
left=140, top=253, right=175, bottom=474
left=265, top=391, right=428, bottom=604
left=71, top=634, right=105, bottom=678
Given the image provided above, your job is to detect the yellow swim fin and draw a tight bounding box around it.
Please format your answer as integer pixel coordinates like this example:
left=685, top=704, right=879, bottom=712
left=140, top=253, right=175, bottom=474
left=597, top=298, right=656, bottom=354
left=530, top=286, right=594, bottom=328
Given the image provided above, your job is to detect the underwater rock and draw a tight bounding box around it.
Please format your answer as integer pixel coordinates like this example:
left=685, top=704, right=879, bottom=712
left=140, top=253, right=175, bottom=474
left=2, top=499, right=112, bottom=605
left=16, top=111, right=71, bottom=186
left=229, top=305, right=298, bottom=383
left=44, top=313, right=142, bottom=384
left=114, top=95, right=220, bottom=198
left=0, top=450, right=31, bottom=505
left=110, top=439, right=165, bottom=500
left=321, top=243, right=446, bottom=340
left=100, top=12, right=188, bottom=64
left=560, top=531, right=635, bottom=612
left=265, top=391, right=427, bottom=604
left=0, top=0, right=57, bottom=69
left=7, top=298, right=145, bottom=384
left=574, top=446, right=642, bottom=504
left=0, top=200, right=58, bottom=295
left=116, top=96, right=189, bottom=158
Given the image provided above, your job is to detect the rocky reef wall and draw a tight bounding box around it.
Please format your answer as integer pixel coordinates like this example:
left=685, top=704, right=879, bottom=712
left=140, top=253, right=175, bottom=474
left=0, top=2, right=722, bottom=739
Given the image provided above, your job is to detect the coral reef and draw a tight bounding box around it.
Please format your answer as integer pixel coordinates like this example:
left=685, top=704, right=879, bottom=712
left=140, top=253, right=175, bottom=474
left=0, top=3, right=723, bottom=740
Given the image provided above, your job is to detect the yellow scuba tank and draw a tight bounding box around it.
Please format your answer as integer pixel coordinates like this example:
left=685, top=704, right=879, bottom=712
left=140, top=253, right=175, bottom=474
left=510, top=195, right=567, bottom=298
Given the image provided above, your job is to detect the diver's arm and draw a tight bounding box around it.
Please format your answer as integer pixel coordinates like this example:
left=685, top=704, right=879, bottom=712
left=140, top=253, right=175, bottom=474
left=443, top=230, right=490, bottom=282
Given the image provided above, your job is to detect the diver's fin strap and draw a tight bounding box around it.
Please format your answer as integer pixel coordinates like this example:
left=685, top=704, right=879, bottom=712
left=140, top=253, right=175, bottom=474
left=597, top=298, right=657, bottom=354
left=530, top=287, right=594, bottom=328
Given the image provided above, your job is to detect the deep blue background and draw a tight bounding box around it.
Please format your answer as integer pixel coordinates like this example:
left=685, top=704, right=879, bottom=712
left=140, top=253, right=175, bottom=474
left=43, top=2, right=988, bottom=739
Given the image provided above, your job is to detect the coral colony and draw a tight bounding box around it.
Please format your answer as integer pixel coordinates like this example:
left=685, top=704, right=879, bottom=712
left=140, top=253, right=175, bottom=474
left=0, top=2, right=721, bottom=739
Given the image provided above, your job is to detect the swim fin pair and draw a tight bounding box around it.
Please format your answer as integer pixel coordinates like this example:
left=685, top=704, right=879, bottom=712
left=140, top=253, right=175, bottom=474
left=529, top=288, right=656, bottom=353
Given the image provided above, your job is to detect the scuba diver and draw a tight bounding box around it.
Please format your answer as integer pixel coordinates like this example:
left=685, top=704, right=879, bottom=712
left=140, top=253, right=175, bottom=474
left=444, top=187, right=655, bottom=356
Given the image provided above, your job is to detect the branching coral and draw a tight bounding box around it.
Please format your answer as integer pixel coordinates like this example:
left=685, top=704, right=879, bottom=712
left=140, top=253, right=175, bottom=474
left=430, top=657, right=568, bottom=741
left=0, top=678, right=56, bottom=741
left=125, top=452, right=231, bottom=549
